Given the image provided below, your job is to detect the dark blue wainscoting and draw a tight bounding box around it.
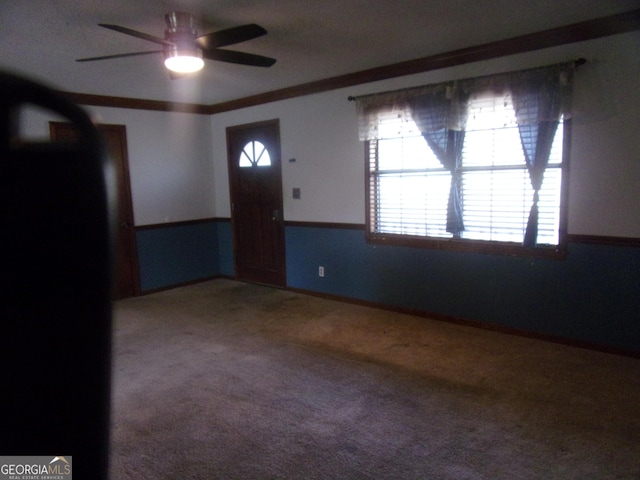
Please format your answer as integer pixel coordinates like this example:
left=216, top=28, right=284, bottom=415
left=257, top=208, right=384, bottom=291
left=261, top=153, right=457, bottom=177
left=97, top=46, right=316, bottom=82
left=134, top=220, right=639, bottom=353
left=136, top=220, right=219, bottom=291
left=214, top=219, right=234, bottom=277
left=285, top=225, right=640, bottom=353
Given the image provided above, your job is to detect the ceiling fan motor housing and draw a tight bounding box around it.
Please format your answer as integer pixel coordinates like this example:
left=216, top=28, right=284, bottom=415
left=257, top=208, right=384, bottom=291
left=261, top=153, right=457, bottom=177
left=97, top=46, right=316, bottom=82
left=165, top=11, right=198, bottom=36
left=77, top=11, right=275, bottom=72
left=163, top=11, right=202, bottom=65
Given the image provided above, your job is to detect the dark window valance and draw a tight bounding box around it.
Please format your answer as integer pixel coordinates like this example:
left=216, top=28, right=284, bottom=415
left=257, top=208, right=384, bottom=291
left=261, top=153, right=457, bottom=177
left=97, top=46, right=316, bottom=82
left=355, top=61, right=576, bottom=141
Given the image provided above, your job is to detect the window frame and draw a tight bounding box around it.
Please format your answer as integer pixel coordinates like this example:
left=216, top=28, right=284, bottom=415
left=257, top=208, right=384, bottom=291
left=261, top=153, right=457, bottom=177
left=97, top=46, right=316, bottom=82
left=364, top=118, right=572, bottom=259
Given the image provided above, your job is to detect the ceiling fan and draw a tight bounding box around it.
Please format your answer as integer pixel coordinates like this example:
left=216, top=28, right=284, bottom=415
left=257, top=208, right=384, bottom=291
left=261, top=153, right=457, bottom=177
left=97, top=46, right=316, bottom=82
left=77, top=11, right=276, bottom=77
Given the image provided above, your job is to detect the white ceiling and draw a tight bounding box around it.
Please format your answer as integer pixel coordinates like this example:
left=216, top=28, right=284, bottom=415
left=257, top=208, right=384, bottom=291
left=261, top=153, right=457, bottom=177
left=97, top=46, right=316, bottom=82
left=2, top=0, right=639, bottom=106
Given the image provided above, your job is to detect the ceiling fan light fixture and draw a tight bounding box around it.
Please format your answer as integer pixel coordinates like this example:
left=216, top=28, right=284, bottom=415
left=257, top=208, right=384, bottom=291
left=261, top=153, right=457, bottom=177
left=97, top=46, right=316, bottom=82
left=79, top=11, right=276, bottom=76
left=164, top=45, right=204, bottom=73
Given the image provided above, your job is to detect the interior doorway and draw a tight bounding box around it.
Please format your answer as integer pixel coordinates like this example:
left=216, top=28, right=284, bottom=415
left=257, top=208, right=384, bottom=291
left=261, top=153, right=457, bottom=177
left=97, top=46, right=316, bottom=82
left=50, top=122, right=139, bottom=299
left=226, top=119, right=286, bottom=287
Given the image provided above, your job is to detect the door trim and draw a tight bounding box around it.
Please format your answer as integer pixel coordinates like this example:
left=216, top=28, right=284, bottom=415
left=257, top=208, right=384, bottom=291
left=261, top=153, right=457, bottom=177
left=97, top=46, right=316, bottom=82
left=226, top=119, right=286, bottom=287
left=50, top=122, right=140, bottom=298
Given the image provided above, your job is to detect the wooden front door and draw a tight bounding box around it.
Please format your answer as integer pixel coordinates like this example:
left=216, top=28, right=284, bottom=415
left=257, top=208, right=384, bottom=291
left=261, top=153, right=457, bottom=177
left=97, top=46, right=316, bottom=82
left=50, top=122, right=139, bottom=299
left=227, top=120, right=286, bottom=287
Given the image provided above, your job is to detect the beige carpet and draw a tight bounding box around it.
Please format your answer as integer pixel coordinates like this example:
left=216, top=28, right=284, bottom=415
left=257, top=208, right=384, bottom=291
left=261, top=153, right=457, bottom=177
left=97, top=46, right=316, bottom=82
left=109, top=279, right=640, bottom=479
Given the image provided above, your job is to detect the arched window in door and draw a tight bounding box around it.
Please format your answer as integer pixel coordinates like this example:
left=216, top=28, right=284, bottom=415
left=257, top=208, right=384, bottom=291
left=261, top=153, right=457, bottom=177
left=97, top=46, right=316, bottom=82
left=239, top=140, right=271, bottom=167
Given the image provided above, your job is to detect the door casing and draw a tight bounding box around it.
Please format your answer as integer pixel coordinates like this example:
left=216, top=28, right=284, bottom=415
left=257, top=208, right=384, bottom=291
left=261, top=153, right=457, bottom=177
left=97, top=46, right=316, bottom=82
left=226, top=119, right=286, bottom=287
left=50, top=122, right=140, bottom=299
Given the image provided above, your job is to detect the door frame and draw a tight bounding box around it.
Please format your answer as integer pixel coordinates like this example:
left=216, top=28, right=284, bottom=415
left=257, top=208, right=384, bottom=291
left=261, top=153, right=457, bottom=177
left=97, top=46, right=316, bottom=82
left=226, top=119, right=286, bottom=287
left=50, top=122, right=140, bottom=298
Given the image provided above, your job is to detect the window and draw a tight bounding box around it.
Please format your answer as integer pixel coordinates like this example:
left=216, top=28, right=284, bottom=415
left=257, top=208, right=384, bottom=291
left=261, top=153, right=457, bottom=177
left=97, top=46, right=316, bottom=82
left=239, top=140, right=271, bottom=167
left=358, top=63, right=574, bottom=257
left=461, top=94, right=563, bottom=245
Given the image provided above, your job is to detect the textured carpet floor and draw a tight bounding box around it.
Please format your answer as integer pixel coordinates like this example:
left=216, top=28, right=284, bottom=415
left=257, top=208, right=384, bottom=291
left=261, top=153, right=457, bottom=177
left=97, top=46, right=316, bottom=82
left=109, top=279, right=640, bottom=479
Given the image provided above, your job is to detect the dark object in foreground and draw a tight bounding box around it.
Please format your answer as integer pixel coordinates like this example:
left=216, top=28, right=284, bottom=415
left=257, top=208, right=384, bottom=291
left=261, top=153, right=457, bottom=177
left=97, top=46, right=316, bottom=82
left=0, top=70, right=114, bottom=480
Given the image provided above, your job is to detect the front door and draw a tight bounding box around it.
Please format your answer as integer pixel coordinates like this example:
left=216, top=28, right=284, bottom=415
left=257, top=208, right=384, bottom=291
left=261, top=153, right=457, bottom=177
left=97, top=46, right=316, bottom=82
left=50, top=122, right=139, bottom=299
left=227, top=120, right=285, bottom=287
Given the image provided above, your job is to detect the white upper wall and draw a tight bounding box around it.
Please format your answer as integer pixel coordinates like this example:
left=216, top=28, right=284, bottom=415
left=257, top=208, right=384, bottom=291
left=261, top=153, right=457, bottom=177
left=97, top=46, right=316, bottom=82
left=211, top=31, right=640, bottom=238
left=21, top=105, right=215, bottom=226
left=209, top=94, right=363, bottom=224
left=16, top=30, right=640, bottom=237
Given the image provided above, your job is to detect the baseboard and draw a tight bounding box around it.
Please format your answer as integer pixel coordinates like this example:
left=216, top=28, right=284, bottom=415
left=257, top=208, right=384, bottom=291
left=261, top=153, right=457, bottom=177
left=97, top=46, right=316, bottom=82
left=138, top=275, right=230, bottom=296
left=287, top=286, right=640, bottom=360
left=131, top=275, right=639, bottom=359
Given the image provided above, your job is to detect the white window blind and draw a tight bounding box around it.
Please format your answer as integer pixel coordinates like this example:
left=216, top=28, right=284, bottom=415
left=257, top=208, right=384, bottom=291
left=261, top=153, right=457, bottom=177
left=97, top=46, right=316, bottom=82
left=368, top=93, right=564, bottom=246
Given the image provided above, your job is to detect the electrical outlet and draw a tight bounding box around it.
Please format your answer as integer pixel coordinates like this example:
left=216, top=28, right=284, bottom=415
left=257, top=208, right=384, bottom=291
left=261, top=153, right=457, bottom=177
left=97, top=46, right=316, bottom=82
left=318, top=266, right=325, bottom=277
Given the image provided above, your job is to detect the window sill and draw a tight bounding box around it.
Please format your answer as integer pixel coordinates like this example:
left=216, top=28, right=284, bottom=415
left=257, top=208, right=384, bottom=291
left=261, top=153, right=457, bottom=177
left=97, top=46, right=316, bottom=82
left=366, top=233, right=567, bottom=259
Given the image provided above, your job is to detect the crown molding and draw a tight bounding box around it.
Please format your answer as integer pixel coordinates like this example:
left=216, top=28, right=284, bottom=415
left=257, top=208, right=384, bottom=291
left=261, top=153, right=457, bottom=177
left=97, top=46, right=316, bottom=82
left=59, top=91, right=210, bottom=114
left=61, top=8, right=640, bottom=115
